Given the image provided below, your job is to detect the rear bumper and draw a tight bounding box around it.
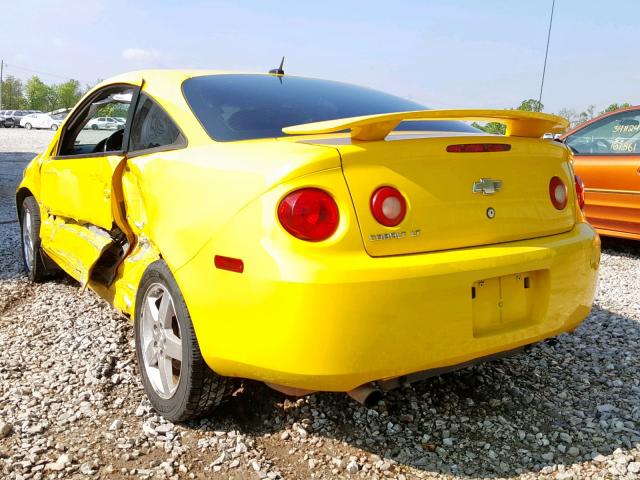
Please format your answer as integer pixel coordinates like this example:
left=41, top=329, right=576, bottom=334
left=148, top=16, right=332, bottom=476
left=185, top=222, right=600, bottom=391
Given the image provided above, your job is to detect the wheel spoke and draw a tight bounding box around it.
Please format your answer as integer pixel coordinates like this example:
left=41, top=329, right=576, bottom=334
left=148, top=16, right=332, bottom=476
left=157, top=293, right=174, bottom=328
left=143, top=340, right=157, bottom=366
left=146, top=295, right=159, bottom=322
left=163, top=332, right=182, bottom=360
left=158, top=355, right=174, bottom=393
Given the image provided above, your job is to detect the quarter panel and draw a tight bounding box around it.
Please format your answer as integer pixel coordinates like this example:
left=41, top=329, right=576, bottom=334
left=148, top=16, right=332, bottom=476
left=123, top=141, right=341, bottom=273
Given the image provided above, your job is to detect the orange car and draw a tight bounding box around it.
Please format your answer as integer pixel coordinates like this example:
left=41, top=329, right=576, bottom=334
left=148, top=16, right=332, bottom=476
left=562, top=106, right=640, bottom=240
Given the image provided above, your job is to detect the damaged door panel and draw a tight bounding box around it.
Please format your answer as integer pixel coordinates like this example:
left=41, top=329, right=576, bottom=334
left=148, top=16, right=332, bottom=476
left=40, top=155, right=126, bottom=231
left=40, top=216, right=113, bottom=286
left=39, top=154, right=130, bottom=285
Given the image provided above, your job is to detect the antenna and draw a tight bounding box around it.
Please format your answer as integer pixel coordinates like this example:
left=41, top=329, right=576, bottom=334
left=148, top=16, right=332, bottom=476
left=537, top=0, right=555, bottom=111
left=269, top=56, right=285, bottom=75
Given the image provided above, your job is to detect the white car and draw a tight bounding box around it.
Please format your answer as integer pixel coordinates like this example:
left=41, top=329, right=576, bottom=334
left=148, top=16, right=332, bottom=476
left=85, top=117, right=122, bottom=130
left=20, top=113, right=63, bottom=131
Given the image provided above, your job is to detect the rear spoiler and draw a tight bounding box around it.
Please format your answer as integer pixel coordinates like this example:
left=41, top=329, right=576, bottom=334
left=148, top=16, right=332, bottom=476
left=282, top=109, right=569, bottom=141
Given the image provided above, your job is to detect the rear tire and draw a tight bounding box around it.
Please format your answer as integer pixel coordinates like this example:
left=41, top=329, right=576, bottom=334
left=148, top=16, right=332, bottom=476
left=134, top=260, right=237, bottom=421
left=21, top=197, right=50, bottom=282
left=24, top=123, right=32, bottom=130
left=51, top=124, right=58, bottom=131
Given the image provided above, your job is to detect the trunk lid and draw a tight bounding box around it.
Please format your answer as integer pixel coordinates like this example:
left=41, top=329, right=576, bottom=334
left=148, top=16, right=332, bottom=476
left=333, top=134, right=576, bottom=256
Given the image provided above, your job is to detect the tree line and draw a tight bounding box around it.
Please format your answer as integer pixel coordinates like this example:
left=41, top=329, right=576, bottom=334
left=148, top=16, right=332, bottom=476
left=1, top=75, right=88, bottom=112
left=1, top=74, right=634, bottom=129
left=472, top=99, right=633, bottom=134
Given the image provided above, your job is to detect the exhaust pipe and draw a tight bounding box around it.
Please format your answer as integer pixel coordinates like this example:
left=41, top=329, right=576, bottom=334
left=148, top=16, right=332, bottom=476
left=347, top=384, right=382, bottom=407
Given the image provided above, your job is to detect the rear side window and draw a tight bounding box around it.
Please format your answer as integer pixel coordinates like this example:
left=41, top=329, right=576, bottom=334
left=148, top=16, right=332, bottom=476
left=129, top=94, right=184, bottom=152
left=182, top=74, right=479, bottom=141
left=566, top=110, right=640, bottom=155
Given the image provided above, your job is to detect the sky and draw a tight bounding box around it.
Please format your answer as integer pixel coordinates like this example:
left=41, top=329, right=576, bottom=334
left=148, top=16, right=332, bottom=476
left=3, top=0, right=638, bottom=114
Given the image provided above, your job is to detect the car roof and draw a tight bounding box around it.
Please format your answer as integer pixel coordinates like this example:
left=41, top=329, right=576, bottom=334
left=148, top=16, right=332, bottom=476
left=95, top=69, right=280, bottom=90
left=561, top=104, right=640, bottom=139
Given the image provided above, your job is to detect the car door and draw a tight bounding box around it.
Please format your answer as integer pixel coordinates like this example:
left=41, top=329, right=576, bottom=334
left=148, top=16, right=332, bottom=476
left=39, top=80, right=141, bottom=285
left=564, top=109, right=640, bottom=237
left=35, top=114, right=46, bottom=128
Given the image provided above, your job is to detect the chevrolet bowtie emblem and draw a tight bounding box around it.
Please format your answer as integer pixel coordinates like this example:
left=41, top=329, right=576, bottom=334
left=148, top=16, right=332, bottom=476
left=473, top=178, right=502, bottom=195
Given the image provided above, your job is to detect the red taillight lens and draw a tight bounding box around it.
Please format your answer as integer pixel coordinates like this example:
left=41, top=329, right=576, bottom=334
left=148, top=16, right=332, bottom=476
left=549, top=176, right=568, bottom=210
left=370, top=186, right=407, bottom=227
left=574, top=175, right=585, bottom=210
left=446, top=143, right=511, bottom=153
left=278, top=188, right=339, bottom=241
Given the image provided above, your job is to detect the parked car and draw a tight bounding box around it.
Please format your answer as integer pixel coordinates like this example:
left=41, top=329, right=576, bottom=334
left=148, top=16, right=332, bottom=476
left=561, top=106, right=640, bottom=240
left=85, top=116, right=122, bottom=130
left=1, top=110, right=17, bottom=127
left=20, top=113, right=63, bottom=131
left=0, top=110, right=11, bottom=127
left=16, top=70, right=600, bottom=421
left=2, top=110, right=41, bottom=128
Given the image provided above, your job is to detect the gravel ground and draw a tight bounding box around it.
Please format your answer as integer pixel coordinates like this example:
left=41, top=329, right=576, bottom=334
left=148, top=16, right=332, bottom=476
left=1, top=128, right=639, bottom=479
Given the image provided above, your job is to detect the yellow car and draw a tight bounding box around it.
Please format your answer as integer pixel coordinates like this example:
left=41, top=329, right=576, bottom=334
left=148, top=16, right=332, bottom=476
left=16, top=70, right=600, bottom=421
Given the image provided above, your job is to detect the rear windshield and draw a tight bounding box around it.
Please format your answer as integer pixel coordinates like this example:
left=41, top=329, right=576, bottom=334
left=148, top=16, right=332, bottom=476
left=182, top=74, right=478, bottom=141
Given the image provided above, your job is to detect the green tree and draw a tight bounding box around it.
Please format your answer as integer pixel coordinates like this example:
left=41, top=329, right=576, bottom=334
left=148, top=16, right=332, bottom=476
left=472, top=121, right=506, bottom=135
left=55, top=79, right=82, bottom=109
left=1, top=75, right=25, bottom=109
left=600, top=102, right=632, bottom=114
left=46, top=87, right=59, bottom=111
left=472, top=98, right=546, bottom=135
left=515, top=99, right=544, bottom=112
left=24, top=76, right=51, bottom=111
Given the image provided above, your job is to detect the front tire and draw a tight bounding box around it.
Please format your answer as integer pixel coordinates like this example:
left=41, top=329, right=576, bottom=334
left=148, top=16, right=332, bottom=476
left=134, top=260, right=237, bottom=421
left=51, top=124, right=58, bottom=131
left=21, top=197, right=50, bottom=282
left=24, top=123, right=32, bottom=130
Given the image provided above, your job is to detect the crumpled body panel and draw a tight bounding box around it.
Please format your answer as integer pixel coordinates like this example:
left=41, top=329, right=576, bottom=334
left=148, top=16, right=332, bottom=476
left=40, top=216, right=113, bottom=286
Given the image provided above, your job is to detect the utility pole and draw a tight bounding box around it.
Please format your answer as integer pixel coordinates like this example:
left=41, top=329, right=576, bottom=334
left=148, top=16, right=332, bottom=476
left=0, top=59, right=4, bottom=110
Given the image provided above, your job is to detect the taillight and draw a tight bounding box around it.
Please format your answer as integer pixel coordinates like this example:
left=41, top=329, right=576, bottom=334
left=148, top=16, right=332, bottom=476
left=446, top=143, right=511, bottom=153
left=278, top=188, right=339, bottom=241
left=549, top=176, right=568, bottom=210
left=574, top=175, right=585, bottom=210
left=370, top=186, right=407, bottom=226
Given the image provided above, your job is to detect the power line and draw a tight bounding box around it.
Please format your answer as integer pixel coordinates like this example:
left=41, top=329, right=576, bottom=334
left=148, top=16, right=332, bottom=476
left=5, top=63, right=90, bottom=83
left=538, top=0, right=555, bottom=111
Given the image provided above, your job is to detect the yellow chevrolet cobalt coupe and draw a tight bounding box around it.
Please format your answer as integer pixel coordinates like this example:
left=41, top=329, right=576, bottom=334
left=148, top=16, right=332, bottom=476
left=17, top=70, right=600, bottom=420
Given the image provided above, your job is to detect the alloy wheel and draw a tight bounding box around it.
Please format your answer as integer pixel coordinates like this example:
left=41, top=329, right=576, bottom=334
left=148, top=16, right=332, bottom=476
left=140, top=283, right=183, bottom=399
left=22, top=209, right=34, bottom=271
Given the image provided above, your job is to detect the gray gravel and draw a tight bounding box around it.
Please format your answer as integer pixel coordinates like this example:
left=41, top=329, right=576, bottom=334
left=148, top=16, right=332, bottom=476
left=1, top=128, right=639, bottom=479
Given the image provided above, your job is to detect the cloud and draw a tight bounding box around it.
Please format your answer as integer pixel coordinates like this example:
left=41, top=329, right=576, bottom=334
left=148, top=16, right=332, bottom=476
left=122, top=48, right=167, bottom=68
left=122, top=48, right=161, bottom=63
